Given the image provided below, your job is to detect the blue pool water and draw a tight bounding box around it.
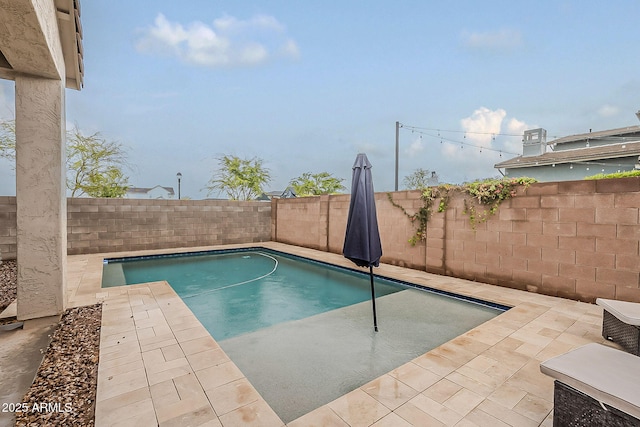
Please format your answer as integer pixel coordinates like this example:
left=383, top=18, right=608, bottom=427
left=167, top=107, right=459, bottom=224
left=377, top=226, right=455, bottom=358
left=102, top=248, right=506, bottom=423
left=102, top=249, right=402, bottom=340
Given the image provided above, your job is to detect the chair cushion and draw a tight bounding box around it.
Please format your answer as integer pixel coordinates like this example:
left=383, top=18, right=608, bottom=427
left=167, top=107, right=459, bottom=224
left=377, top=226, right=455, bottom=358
left=597, top=298, right=640, bottom=326
left=540, top=343, right=640, bottom=419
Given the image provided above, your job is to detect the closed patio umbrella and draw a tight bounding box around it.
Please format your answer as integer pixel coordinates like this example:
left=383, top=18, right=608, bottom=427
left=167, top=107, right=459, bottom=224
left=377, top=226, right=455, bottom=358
left=343, top=153, right=383, bottom=331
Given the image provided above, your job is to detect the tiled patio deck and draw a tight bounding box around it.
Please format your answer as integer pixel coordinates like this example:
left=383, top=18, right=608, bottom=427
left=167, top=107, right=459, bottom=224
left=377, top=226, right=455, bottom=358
left=66, top=242, right=611, bottom=427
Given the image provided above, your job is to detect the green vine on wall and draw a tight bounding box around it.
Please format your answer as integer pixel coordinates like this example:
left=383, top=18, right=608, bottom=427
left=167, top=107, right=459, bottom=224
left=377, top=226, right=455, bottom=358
left=387, top=185, right=453, bottom=245
left=388, top=177, right=537, bottom=245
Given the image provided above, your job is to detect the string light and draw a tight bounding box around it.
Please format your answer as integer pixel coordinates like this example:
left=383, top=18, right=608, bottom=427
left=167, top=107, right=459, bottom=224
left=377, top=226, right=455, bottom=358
left=399, top=122, right=521, bottom=156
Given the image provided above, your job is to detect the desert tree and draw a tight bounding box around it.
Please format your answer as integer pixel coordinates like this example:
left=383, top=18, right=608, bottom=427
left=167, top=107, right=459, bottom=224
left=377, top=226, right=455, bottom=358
left=206, top=155, right=271, bottom=200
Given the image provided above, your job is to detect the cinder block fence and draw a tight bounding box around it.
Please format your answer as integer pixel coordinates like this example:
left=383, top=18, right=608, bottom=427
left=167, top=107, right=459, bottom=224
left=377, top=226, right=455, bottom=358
left=273, top=178, right=640, bottom=303
left=0, top=198, right=271, bottom=258
left=1, top=177, right=639, bottom=303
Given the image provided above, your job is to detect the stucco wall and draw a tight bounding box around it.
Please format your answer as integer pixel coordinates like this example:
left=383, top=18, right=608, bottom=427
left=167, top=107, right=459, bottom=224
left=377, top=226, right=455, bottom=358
left=273, top=178, right=640, bottom=303
left=0, top=198, right=271, bottom=258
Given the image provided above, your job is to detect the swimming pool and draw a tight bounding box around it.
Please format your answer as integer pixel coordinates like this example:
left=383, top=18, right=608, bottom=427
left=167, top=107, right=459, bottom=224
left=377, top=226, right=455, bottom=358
left=102, top=249, right=404, bottom=340
left=102, top=248, right=507, bottom=423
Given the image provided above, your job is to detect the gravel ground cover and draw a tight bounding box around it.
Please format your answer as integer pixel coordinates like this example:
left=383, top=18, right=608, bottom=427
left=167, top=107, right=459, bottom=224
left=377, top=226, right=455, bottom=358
left=1, top=260, right=102, bottom=426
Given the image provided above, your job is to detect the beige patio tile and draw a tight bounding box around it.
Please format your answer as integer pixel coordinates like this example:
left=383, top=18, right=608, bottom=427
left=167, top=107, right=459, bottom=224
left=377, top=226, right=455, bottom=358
left=147, top=363, right=193, bottom=386
left=454, top=365, right=502, bottom=389
left=429, top=341, right=479, bottom=366
left=99, top=351, right=143, bottom=370
left=195, top=361, right=244, bottom=391
left=463, top=326, right=507, bottom=346
left=361, top=374, right=419, bottom=410
left=101, top=320, right=136, bottom=336
left=186, top=347, right=230, bottom=371
left=167, top=315, right=203, bottom=332
left=155, top=375, right=211, bottom=425
left=136, top=326, right=157, bottom=340
left=476, top=399, right=538, bottom=427
left=159, top=407, right=221, bottom=427
left=287, top=405, right=348, bottom=427
left=540, top=411, right=554, bottom=427
left=161, top=343, right=185, bottom=361
left=143, top=349, right=189, bottom=376
left=405, top=393, right=463, bottom=426
left=453, top=419, right=482, bottom=427
left=180, top=335, right=220, bottom=355
left=370, top=411, right=414, bottom=427
left=150, top=379, right=180, bottom=407
left=99, top=405, right=158, bottom=427
left=412, top=352, right=460, bottom=377
left=443, top=387, right=484, bottom=416
left=95, top=387, right=153, bottom=426
left=515, top=341, right=550, bottom=358
left=139, top=332, right=178, bottom=352
left=487, top=383, right=527, bottom=409
left=447, top=335, right=492, bottom=355
left=101, top=330, right=140, bottom=348
left=327, top=388, right=391, bottom=427
left=173, top=325, right=211, bottom=343
left=388, top=362, right=441, bottom=392
left=205, top=378, right=261, bottom=416
left=445, top=371, right=494, bottom=398
left=481, top=344, right=530, bottom=373
left=217, top=399, right=283, bottom=427
left=98, top=358, right=145, bottom=378
left=96, top=368, right=149, bottom=402
left=393, top=400, right=446, bottom=427
left=422, top=378, right=463, bottom=404
left=503, top=360, right=554, bottom=402
left=463, top=407, right=511, bottom=427
left=513, top=392, right=554, bottom=423
left=76, top=244, right=613, bottom=427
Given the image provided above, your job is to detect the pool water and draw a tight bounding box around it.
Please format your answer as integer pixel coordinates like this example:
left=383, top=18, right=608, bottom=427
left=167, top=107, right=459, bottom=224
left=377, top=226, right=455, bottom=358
left=102, top=248, right=506, bottom=423
left=102, top=250, right=402, bottom=340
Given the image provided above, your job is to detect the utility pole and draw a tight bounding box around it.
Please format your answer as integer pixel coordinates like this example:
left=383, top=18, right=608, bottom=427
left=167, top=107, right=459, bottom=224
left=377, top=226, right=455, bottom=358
left=395, top=121, right=399, bottom=191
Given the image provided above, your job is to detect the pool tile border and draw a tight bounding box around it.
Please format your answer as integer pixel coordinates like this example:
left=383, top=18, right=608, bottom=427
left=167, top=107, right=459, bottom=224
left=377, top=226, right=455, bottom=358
left=66, top=242, right=612, bottom=427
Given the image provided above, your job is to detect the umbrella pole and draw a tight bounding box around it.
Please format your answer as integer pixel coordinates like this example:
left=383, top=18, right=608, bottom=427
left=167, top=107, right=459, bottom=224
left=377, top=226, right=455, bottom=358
left=369, top=266, right=378, bottom=332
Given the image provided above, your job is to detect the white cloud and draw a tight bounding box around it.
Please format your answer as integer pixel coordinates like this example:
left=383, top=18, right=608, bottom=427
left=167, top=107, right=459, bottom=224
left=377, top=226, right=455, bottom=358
left=460, top=107, right=506, bottom=146
left=280, top=39, right=300, bottom=59
left=438, top=107, right=535, bottom=180
left=461, top=28, right=523, bottom=52
left=135, top=13, right=299, bottom=68
left=504, top=117, right=531, bottom=154
left=405, top=137, right=424, bottom=156
left=597, top=104, right=620, bottom=118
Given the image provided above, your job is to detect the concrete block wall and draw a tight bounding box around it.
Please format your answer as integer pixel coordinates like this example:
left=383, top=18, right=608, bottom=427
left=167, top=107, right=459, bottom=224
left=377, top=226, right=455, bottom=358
left=66, top=198, right=271, bottom=254
left=438, top=178, right=640, bottom=302
left=271, top=196, right=327, bottom=250
left=0, top=196, right=17, bottom=260
left=0, top=197, right=271, bottom=258
left=274, top=177, right=640, bottom=303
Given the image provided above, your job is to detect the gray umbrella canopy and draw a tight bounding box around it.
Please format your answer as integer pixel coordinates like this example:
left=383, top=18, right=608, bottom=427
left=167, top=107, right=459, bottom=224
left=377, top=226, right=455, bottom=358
left=343, top=153, right=382, bottom=267
left=343, top=153, right=382, bottom=331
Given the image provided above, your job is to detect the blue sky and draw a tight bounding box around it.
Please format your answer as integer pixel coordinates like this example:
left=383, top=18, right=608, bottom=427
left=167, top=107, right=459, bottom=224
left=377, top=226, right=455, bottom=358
left=1, top=1, right=640, bottom=198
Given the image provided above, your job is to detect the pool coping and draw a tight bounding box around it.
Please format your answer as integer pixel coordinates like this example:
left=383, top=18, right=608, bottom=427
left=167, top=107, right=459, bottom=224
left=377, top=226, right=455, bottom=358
left=66, top=242, right=611, bottom=426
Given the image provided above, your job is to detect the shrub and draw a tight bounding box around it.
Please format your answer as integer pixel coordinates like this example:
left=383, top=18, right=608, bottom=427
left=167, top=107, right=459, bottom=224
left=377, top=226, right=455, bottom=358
left=584, top=170, right=640, bottom=180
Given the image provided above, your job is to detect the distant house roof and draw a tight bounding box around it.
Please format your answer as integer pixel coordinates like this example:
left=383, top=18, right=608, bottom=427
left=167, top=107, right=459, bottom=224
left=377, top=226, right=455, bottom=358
left=127, top=186, right=175, bottom=195
left=550, top=125, right=640, bottom=147
left=495, top=141, right=640, bottom=169
left=257, top=188, right=297, bottom=201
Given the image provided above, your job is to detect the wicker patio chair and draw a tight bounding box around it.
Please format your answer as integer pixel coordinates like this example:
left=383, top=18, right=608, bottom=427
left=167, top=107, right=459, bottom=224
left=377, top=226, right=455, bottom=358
left=596, top=298, right=640, bottom=356
left=540, top=343, right=640, bottom=427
